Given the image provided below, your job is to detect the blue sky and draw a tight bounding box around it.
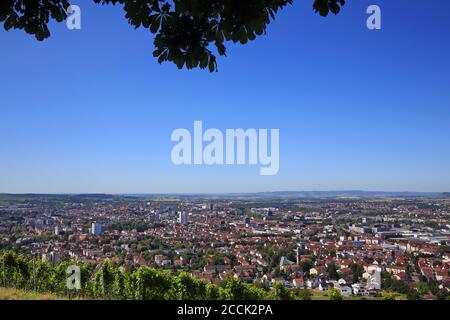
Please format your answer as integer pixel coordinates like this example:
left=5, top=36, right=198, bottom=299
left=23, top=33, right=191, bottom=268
left=1, top=0, right=450, bottom=193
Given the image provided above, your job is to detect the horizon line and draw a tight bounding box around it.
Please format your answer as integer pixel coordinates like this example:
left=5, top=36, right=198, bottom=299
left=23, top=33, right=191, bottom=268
left=0, top=190, right=448, bottom=196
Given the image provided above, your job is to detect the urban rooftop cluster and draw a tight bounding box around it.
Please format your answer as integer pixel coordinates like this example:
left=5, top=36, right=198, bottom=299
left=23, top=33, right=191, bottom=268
left=0, top=193, right=449, bottom=300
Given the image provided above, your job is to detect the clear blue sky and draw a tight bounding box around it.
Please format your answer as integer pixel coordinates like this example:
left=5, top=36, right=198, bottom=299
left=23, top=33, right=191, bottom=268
left=1, top=0, right=449, bottom=193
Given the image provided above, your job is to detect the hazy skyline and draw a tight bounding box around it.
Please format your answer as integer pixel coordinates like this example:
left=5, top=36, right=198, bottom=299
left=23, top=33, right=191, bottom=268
left=1, top=0, right=450, bottom=193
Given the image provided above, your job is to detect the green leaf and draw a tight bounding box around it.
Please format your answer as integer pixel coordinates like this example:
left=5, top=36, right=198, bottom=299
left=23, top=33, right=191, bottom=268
left=150, top=16, right=161, bottom=33
left=158, top=51, right=168, bottom=64
left=208, top=56, right=216, bottom=72
left=175, top=56, right=185, bottom=69
left=153, top=48, right=162, bottom=57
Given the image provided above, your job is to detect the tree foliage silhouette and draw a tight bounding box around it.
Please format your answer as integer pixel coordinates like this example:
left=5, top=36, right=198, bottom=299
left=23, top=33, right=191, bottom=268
left=0, top=0, right=346, bottom=71
left=0, top=250, right=299, bottom=300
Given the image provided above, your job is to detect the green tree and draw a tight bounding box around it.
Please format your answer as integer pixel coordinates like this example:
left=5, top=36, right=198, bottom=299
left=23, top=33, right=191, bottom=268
left=349, top=263, right=364, bottom=282
left=31, top=259, right=53, bottom=293
left=133, top=267, right=173, bottom=300
left=268, top=282, right=296, bottom=300
left=112, top=267, right=127, bottom=299
left=327, top=288, right=343, bottom=300
left=299, top=260, right=313, bottom=273
left=381, top=291, right=400, bottom=300
left=0, top=0, right=346, bottom=71
left=93, top=260, right=115, bottom=299
left=327, top=262, right=339, bottom=280
left=416, top=282, right=428, bottom=297
left=173, top=272, right=206, bottom=300
left=206, top=282, right=221, bottom=300
left=221, top=277, right=267, bottom=300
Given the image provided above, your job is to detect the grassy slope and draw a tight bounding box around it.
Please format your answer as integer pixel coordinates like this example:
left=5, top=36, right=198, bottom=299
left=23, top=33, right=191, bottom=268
left=0, top=288, right=65, bottom=300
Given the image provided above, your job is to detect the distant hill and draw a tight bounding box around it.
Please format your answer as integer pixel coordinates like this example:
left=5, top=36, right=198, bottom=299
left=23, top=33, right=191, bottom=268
left=132, top=190, right=443, bottom=199
left=0, top=193, right=137, bottom=202
left=246, top=191, right=442, bottom=198
left=0, top=191, right=444, bottom=202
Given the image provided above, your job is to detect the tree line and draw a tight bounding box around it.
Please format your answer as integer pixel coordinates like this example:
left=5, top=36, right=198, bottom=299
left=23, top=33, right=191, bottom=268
left=0, top=250, right=299, bottom=300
